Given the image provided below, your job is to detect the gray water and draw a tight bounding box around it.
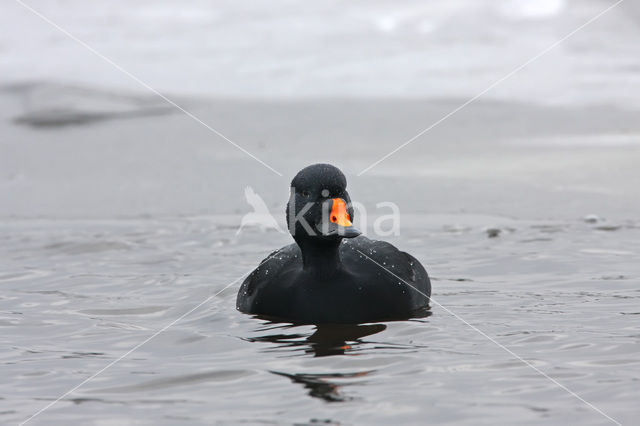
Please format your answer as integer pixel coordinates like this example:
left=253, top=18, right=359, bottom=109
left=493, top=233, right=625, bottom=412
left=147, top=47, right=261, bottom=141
left=2, top=214, right=639, bottom=425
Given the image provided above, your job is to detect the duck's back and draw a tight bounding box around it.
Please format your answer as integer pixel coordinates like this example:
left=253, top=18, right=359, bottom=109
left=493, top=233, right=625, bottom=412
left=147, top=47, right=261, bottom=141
left=341, top=236, right=430, bottom=293
left=340, top=236, right=431, bottom=317
left=236, top=243, right=302, bottom=316
left=236, top=236, right=430, bottom=323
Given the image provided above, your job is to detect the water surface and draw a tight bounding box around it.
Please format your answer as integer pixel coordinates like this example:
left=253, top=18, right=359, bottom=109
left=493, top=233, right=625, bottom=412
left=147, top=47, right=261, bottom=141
left=2, top=215, right=638, bottom=425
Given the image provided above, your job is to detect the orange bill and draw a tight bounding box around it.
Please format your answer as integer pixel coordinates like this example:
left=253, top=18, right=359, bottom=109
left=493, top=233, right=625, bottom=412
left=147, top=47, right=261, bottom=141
left=330, top=198, right=353, bottom=227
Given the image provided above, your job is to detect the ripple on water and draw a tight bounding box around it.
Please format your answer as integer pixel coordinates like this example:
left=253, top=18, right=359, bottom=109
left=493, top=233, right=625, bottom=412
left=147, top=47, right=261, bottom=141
left=79, top=306, right=170, bottom=316
left=92, top=370, right=256, bottom=394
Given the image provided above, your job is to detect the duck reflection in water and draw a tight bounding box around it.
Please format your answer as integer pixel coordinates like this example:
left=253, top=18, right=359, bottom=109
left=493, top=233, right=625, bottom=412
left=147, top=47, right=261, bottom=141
left=244, top=315, right=431, bottom=402
left=246, top=323, right=387, bottom=402
left=246, top=322, right=388, bottom=357
left=271, top=370, right=372, bottom=402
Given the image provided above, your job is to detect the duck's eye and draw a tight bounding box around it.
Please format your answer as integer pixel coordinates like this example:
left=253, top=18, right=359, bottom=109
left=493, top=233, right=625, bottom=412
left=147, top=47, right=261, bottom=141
left=321, top=189, right=330, bottom=198
left=301, top=190, right=310, bottom=197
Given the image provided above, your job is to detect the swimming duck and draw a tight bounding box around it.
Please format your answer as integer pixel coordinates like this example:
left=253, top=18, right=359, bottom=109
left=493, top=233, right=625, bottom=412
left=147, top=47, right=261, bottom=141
left=236, top=163, right=430, bottom=324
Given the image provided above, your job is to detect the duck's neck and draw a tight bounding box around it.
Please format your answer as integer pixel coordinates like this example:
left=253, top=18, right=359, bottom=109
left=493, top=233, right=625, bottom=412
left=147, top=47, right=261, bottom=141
left=296, top=238, right=343, bottom=276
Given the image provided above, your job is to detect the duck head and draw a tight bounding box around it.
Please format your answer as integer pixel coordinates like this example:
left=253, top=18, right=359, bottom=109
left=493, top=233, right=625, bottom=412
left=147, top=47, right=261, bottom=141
left=286, top=164, right=361, bottom=244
